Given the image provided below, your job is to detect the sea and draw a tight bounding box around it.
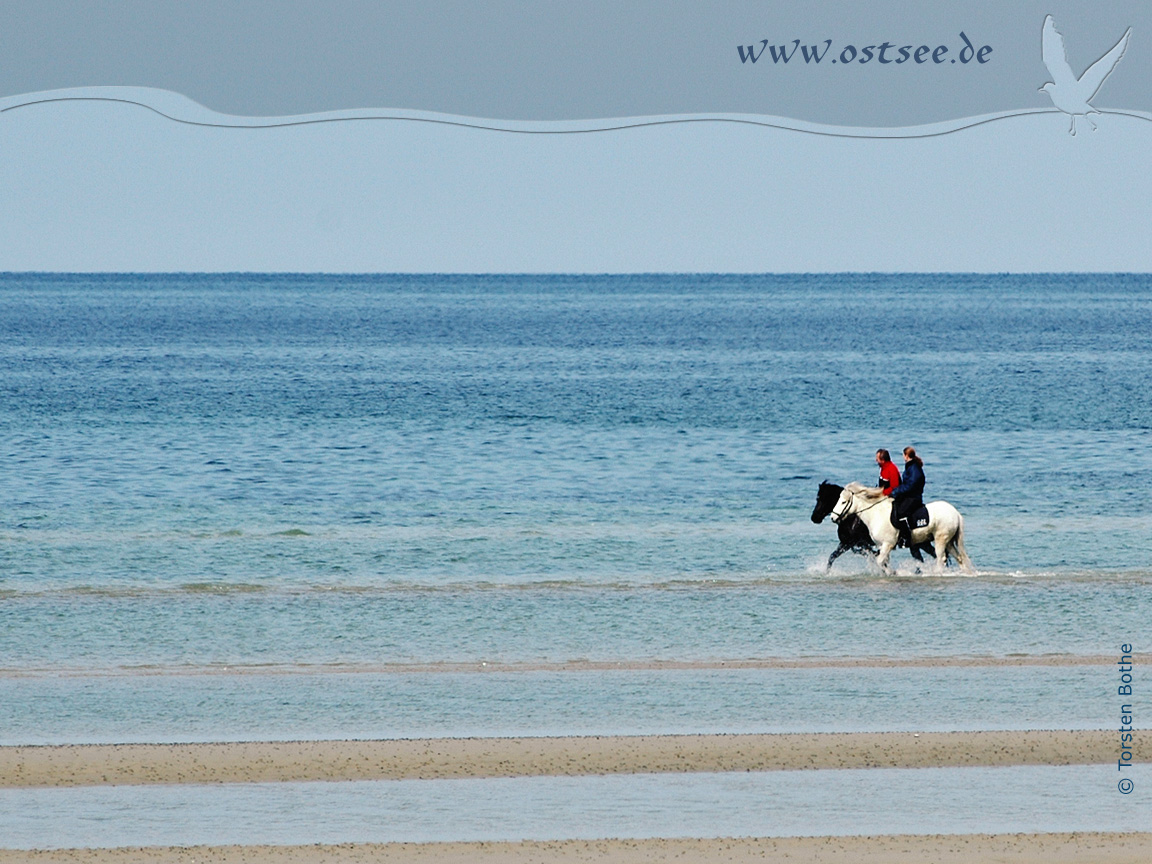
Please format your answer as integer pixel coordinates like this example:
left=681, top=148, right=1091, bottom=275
left=0, top=273, right=1149, bottom=843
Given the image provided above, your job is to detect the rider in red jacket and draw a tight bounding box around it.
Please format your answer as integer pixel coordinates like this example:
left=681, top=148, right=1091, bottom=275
left=875, top=449, right=901, bottom=496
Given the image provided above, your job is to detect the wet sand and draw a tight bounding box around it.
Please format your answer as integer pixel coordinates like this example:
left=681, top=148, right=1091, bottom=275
left=0, top=729, right=1138, bottom=787
left=1, top=833, right=1151, bottom=864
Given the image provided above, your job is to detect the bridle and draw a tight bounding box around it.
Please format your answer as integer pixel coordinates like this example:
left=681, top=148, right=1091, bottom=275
left=830, top=488, right=887, bottom=523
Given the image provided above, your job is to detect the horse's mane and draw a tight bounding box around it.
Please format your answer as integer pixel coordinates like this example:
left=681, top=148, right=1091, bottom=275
left=844, top=481, right=887, bottom=501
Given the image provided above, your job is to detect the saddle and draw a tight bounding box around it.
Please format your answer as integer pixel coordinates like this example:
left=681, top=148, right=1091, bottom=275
left=897, top=505, right=930, bottom=532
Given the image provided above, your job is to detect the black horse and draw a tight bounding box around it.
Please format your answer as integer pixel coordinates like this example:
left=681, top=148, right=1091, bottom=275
left=810, top=481, right=932, bottom=569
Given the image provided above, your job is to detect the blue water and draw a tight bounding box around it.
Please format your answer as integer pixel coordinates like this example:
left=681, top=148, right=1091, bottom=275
left=0, top=273, right=1148, bottom=745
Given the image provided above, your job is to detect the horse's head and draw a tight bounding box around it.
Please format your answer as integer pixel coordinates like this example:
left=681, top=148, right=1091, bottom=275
left=811, top=481, right=844, bottom=523
left=829, top=488, right=856, bottom=524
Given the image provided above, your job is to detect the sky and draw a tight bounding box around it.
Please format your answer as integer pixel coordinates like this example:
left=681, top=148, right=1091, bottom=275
left=0, top=1, right=1148, bottom=272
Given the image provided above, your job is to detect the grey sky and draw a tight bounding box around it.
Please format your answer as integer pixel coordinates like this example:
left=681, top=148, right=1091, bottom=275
left=0, top=2, right=1147, bottom=125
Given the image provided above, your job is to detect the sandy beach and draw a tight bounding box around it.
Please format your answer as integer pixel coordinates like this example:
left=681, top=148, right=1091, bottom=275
left=1, top=833, right=1150, bottom=864
left=0, top=729, right=1138, bottom=787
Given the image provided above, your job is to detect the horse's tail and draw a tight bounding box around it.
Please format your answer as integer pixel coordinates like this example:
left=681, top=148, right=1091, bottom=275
left=948, top=513, right=974, bottom=573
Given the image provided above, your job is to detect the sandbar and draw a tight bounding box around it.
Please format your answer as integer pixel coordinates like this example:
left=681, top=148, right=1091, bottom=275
left=0, top=730, right=1139, bottom=788
left=2, top=833, right=1152, bottom=863
left=5, top=653, right=1146, bottom=678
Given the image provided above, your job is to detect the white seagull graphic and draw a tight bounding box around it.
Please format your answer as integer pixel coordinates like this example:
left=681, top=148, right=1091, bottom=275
left=1040, top=15, right=1131, bottom=135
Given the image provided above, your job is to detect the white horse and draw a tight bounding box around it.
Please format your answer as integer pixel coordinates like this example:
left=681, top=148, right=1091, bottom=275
left=830, top=482, right=973, bottom=574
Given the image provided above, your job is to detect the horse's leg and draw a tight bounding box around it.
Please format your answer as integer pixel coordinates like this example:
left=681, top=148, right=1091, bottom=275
left=933, top=531, right=949, bottom=573
left=827, top=543, right=849, bottom=570
left=850, top=520, right=877, bottom=558
left=875, top=541, right=896, bottom=573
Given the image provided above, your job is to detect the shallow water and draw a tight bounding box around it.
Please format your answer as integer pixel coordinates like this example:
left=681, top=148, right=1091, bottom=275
left=2, top=765, right=1148, bottom=848
left=0, top=580, right=1145, bottom=673
left=0, top=664, right=1130, bottom=745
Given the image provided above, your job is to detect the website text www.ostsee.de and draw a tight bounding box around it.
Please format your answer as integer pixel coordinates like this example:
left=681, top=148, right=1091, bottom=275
left=737, top=32, right=992, bottom=67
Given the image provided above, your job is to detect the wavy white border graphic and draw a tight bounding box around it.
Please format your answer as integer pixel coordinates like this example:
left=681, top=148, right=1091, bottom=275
left=4, top=86, right=1151, bottom=141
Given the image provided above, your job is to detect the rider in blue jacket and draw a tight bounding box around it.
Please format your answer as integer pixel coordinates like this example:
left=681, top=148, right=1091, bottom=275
left=889, top=447, right=925, bottom=548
